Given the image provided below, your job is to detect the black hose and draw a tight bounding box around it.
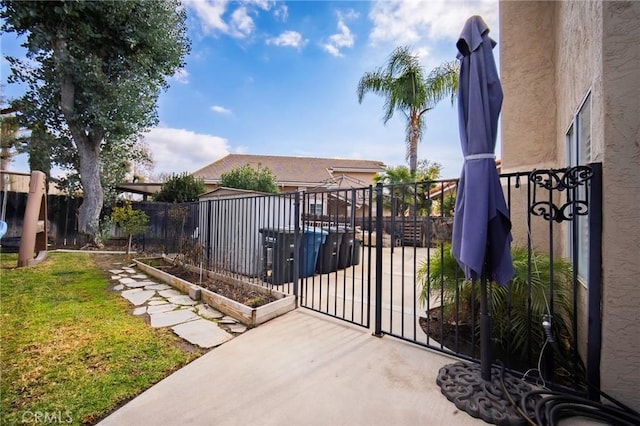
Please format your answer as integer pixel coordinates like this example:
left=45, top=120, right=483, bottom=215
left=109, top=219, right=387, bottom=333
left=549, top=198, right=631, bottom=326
left=498, top=361, right=537, bottom=426
left=497, top=339, right=640, bottom=426
left=522, top=389, right=640, bottom=426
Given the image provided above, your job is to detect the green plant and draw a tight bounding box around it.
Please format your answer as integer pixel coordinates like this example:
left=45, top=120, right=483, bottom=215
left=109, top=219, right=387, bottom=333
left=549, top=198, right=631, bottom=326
left=219, top=163, right=279, bottom=193
left=155, top=172, right=205, bottom=203
left=440, top=192, right=456, bottom=217
left=111, top=202, right=149, bottom=254
left=417, top=245, right=575, bottom=368
left=373, top=160, right=442, bottom=216
left=96, top=216, right=113, bottom=247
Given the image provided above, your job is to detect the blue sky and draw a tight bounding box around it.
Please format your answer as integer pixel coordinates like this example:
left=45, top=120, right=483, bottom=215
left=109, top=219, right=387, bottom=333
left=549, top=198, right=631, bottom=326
left=1, top=0, right=499, bottom=180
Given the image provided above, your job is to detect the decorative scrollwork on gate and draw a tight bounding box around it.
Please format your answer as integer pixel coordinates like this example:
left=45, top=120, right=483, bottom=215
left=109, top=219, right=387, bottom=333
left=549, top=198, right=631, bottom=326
left=529, top=165, right=594, bottom=223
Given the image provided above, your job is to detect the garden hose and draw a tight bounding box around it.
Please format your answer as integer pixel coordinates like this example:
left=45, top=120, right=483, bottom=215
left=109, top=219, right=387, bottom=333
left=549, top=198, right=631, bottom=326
left=497, top=337, right=640, bottom=426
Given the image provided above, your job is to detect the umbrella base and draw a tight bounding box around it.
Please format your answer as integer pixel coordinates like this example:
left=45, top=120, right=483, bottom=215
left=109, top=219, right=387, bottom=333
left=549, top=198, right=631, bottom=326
left=437, top=362, right=533, bottom=426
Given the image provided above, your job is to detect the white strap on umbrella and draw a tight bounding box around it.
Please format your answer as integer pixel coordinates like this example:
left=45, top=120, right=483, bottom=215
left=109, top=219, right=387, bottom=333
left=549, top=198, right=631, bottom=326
left=464, top=153, right=496, bottom=161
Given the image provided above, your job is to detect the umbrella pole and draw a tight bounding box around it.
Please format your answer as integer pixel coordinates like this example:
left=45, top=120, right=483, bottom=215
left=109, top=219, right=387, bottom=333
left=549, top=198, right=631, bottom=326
left=480, top=267, right=492, bottom=381
left=437, top=250, right=533, bottom=425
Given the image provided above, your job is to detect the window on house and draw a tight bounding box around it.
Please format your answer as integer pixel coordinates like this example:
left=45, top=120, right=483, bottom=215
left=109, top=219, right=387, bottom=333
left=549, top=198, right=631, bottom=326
left=309, top=200, right=323, bottom=216
left=566, top=92, right=591, bottom=283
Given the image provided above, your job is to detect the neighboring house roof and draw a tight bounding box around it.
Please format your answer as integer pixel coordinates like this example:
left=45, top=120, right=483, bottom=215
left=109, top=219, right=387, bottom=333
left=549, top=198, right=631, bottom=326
left=116, top=182, right=163, bottom=196
left=192, top=154, right=386, bottom=188
left=199, top=186, right=270, bottom=200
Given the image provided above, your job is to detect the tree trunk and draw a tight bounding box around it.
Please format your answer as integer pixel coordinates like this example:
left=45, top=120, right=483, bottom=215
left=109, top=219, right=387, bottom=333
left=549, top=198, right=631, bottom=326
left=408, top=125, right=419, bottom=175
left=76, top=139, right=104, bottom=242
left=54, top=37, right=105, bottom=243
left=407, top=109, right=420, bottom=175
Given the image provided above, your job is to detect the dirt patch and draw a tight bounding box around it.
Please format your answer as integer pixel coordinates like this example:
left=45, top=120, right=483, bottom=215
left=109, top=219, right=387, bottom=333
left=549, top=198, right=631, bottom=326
left=150, top=262, right=278, bottom=308
left=91, top=252, right=132, bottom=272
left=419, top=310, right=476, bottom=356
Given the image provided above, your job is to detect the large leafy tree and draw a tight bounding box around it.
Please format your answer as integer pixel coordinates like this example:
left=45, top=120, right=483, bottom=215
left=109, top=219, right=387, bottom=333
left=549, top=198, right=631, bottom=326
left=1, top=0, right=190, bottom=242
left=357, top=46, right=458, bottom=175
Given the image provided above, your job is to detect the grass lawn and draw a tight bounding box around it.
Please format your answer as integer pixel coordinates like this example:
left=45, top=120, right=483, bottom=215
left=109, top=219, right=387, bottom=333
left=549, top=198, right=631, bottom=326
left=0, top=252, right=205, bottom=425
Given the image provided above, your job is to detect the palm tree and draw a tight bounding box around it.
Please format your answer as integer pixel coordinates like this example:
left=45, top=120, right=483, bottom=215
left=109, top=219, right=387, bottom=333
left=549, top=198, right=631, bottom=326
left=374, top=161, right=442, bottom=216
left=357, top=46, right=458, bottom=175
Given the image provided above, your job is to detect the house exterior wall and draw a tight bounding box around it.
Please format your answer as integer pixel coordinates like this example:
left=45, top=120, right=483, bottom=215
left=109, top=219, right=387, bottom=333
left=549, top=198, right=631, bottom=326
left=599, top=1, right=640, bottom=407
left=500, top=0, right=640, bottom=410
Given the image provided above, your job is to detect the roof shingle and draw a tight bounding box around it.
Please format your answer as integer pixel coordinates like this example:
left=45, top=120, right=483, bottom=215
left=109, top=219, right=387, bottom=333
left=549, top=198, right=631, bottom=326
left=192, top=154, right=386, bottom=186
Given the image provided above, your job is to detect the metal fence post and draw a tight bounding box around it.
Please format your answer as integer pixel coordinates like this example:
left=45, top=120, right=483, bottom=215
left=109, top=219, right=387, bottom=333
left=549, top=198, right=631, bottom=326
left=586, top=162, right=603, bottom=400
left=374, top=183, right=383, bottom=337
left=293, top=192, right=300, bottom=307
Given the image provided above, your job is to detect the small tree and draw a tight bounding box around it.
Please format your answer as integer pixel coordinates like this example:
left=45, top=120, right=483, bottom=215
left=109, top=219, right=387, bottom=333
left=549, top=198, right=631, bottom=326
left=219, top=164, right=279, bottom=193
left=154, top=172, right=205, bottom=203
left=111, top=202, right=149, bottom=254
left=374, top=160, right=441, bottom=216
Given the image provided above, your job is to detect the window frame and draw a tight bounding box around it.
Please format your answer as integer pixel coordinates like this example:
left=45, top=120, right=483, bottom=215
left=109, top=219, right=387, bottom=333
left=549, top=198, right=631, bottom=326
left=565, top=91, right=592, bottom=285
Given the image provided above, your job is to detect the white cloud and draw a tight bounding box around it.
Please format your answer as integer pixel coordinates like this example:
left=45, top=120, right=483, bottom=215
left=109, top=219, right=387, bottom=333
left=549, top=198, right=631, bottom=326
left=266, top=31, right=308, bottom=49
left=186, top=0, right=257, bottom=39
left=211, top=105, right=232, bottom=115
left=273, top=4, right=288, bottom=22
left=229, top=6, right=254, bottom=38
left=172, top=68, right=189, bottom=84
left=368, top=0, right=498, bottom=46
left=141, top=127, right=230, bottom=175
left=245, top=0, right=273, bottom=11
left=321, top=11, right=357, bottom=57
left=186, top=0, right=230, bottom=35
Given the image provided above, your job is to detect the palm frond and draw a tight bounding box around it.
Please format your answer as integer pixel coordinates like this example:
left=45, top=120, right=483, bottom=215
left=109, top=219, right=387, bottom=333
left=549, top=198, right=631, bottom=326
left=357, top=70, right=388, bottom=104
left=425, top=60, right=459, bottom=105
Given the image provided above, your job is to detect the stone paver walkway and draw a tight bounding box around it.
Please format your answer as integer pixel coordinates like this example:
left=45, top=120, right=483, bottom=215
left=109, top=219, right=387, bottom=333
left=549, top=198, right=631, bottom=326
left=109, top=263, right=247, bottom=348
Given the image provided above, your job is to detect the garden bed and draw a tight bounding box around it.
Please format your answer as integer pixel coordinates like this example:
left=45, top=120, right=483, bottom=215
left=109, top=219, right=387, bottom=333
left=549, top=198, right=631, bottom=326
left=134, top=256, right=296, bottom=327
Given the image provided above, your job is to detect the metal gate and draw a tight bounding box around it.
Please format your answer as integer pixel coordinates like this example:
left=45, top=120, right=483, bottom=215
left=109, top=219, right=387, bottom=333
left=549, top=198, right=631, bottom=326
left=297, top=187, right=374, bottom=328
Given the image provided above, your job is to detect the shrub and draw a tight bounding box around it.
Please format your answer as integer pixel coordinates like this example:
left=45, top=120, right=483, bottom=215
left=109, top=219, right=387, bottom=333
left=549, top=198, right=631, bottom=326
left=155, top=172, right=205, bottom=203
left=219, top=164, right=278, bottom=193
left=417, top=244, right=575, bottom=371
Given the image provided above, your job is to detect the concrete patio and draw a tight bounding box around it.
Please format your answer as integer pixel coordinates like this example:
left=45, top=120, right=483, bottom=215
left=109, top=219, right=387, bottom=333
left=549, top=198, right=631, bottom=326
left=98, top=308, right=485, bottom=426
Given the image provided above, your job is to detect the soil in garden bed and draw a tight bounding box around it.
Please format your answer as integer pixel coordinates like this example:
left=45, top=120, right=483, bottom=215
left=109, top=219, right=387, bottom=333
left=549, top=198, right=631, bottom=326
left=153, top=263, right=278, bottom=308
left=419, top=313, right=476, bottom=356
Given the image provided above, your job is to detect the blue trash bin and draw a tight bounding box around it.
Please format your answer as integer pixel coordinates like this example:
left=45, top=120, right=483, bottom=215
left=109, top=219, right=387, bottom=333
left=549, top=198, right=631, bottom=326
left=300, top=227, right=327, bottom=278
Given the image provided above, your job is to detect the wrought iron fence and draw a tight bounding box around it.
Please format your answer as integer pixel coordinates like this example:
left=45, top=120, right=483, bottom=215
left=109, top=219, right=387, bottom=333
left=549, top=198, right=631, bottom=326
left=130, top=201, right=199, bottom=253
left=373, top=163, right=602, bottom=396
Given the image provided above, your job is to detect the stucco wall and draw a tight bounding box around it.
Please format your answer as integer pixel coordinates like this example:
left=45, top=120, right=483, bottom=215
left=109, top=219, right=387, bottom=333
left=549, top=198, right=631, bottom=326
left=500, top=1, right=562, bottom=261
left=599, top=0, right=640, bottom=408
left=500, top=2, right=557, bottom=172
left=554, top=0, right=604, bottom=391
left=501, top=0, right=640, bottom=410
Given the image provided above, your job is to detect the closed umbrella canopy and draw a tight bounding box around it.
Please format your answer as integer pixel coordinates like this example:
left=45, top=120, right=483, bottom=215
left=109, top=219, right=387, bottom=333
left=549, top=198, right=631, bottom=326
left=452, top=15, right=514, bottom=286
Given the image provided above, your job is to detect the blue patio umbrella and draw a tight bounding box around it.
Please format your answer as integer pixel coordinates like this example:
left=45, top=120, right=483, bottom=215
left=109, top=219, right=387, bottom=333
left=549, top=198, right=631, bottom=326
left=437, top=16, right=531, bottom=424
left=452, top=15, right=514, bottom=289
left=452, top=14, right=513, bottom=383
